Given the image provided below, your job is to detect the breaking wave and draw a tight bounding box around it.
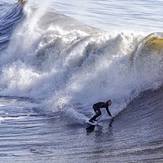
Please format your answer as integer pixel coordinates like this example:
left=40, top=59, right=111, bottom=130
left=0, top=1, right=163, bottom=121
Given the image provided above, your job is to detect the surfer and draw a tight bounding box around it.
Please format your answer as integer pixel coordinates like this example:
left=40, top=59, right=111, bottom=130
left=89, top=100, right=112, bottom=123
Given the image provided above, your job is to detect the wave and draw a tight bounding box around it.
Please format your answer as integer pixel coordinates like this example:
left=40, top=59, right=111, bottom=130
left=0, top=1, right=163, bottom=121
left=0, top=2, right=24, bottom=51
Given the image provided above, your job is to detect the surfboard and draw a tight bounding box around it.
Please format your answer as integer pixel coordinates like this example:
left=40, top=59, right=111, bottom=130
left=85, top=114, right=103, bottom=126
left=85, top=117, right=102, bottom=131
left=85, top=119, right=98, bottom=126
left=85, top=116, right=114, bottom=131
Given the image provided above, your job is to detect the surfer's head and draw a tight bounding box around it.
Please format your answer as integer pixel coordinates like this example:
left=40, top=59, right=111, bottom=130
left=107, top=100, right=112, bottom=106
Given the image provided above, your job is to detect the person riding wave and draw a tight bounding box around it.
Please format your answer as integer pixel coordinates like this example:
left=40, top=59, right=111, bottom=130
left=89, top=100, right=112, bottom=123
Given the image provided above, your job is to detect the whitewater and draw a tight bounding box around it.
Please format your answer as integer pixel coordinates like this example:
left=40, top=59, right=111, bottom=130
left=0, top=0, right=163, bottom=162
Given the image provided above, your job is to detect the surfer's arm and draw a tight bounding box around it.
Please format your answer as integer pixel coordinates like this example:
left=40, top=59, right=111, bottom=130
left=106, top=106, right=112, bottom=117
left=98, top=103, right=112, bottom=117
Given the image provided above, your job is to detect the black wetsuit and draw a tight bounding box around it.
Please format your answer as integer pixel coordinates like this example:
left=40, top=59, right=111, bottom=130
left=90, top=101, right=112, bottom=121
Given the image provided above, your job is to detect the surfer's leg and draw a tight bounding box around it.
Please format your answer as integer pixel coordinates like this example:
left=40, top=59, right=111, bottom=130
left=89, top=115, right=98, bottom=121
left=90, top=110, right=101, bottom=122
left=93, top=106, right=96, bottom=113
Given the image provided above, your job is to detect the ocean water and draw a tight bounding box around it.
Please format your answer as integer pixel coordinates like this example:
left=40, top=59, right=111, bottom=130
left=0, top=0, right=163, bottom=162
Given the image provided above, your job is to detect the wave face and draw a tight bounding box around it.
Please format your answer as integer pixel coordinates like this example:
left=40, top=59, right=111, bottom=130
left=0, top=2, right=24, bottom=51
left=0, top=2, right=163, bottom=121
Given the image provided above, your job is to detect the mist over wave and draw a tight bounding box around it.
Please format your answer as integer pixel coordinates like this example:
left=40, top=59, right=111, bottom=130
left=0, top=1, right=163, bottom=121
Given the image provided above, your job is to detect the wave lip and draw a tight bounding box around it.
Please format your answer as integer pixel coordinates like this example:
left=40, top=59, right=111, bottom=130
left=130, top=32, right=163, bottom=91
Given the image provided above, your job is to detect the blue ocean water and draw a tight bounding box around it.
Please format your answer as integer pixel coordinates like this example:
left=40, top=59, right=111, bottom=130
left=0, top=0, right=163, bottom=162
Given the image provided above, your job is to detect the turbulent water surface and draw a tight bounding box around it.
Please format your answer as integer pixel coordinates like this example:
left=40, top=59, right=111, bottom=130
left=0, top=0, right=163, bottom=162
